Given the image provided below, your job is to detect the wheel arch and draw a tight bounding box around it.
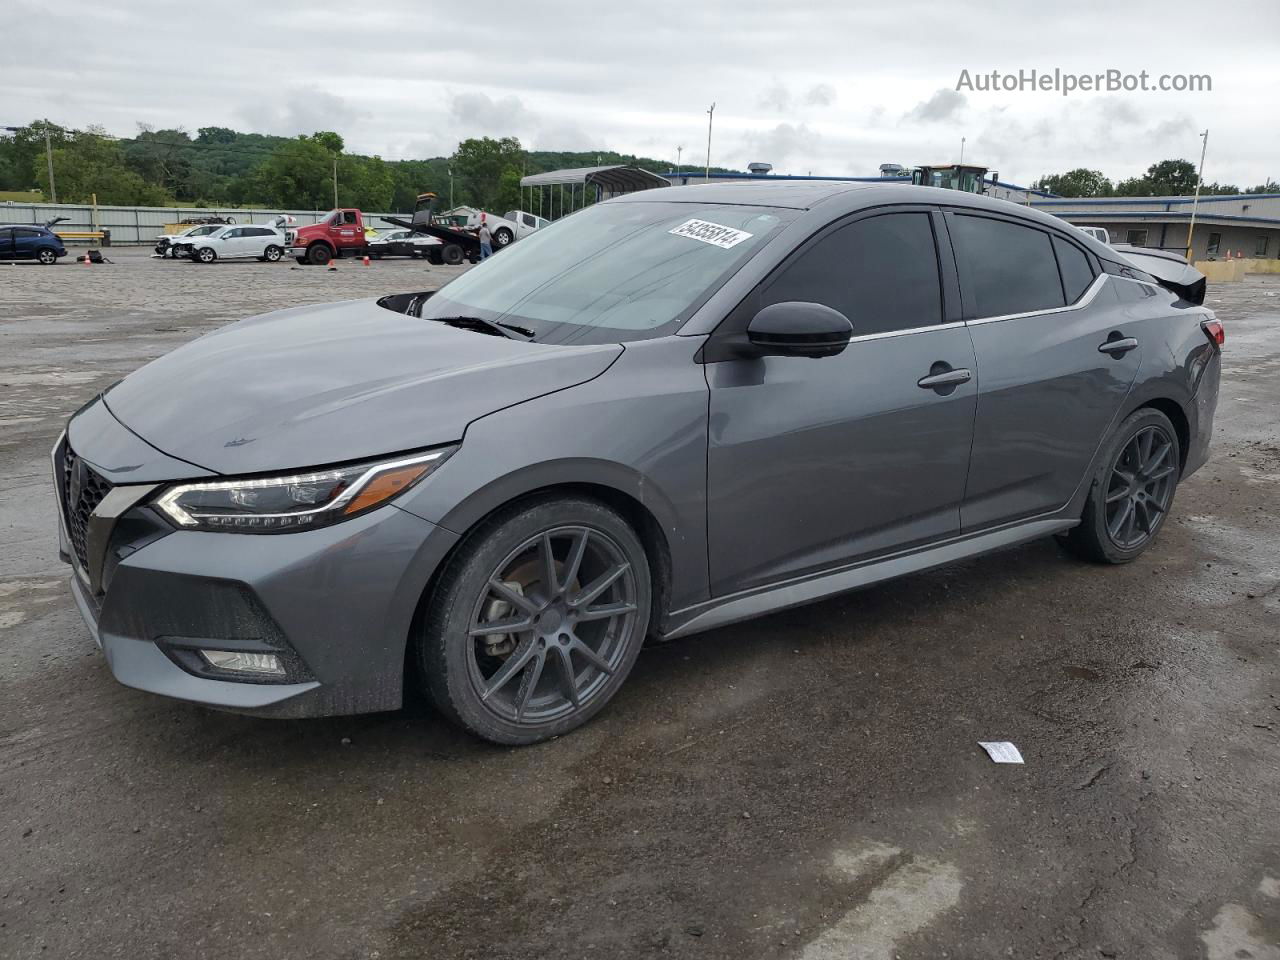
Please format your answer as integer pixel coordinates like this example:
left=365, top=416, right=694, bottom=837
left=1136, top=397, right=1190, bottom=470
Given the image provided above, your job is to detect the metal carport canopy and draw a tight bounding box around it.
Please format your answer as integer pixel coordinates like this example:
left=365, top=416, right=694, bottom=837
left=518, top=165, right=669, bottom=194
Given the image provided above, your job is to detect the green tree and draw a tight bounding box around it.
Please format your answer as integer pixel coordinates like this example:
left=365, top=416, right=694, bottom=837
left=35, top=128, right=170, bottom=205
left=1144, top=159, right=1199, bottom=195
left=1246, top=179, right=1280, bottom=194
left=450, top=136, right=526, bottom=211
left=1031, top=168, right=1113, bottom=197
left=0, top=120, right=71, bottom=192
left=250, top=135, right=337, bottom=209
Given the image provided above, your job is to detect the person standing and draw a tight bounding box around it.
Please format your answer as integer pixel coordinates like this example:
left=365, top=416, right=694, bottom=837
left=478, top=216, right=493, bottom=260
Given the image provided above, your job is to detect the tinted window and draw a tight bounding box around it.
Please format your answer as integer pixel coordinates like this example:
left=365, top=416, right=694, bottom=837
left=763, top=212, right=942, bottom=335
left=1053, top=236, right=1095, bottom=304
left=950, top=215, right=1065, bottom=318
left=14, top=227, right=42, bottom=238
left=523, top=214, right=536, bottom=227
left=248, top=227, right=273, bottom=237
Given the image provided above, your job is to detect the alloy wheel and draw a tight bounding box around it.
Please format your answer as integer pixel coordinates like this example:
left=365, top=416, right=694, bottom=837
left=467, top=525, right=639, bottom=725
left=38, top=248, right=57, bottom=264
left=1104, top=425, right=1176, bottom=549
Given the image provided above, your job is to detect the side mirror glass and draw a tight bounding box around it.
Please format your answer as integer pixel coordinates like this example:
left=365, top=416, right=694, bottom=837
left=746, top=301, right=854, bottom=359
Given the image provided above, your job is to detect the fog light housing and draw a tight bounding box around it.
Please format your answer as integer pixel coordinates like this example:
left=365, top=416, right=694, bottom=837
left=200, top=650, right=285, bottom=676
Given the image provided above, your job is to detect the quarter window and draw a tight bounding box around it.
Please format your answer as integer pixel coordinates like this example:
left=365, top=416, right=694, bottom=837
left=949, top=215, right=1066, bottom=318
left=763, top=212, right=943, bottom=336
left=1052, top=236, right=1096, bottom=304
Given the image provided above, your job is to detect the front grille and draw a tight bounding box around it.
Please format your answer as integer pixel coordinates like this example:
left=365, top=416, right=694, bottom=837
left=60, top=444, right=114, bottom=573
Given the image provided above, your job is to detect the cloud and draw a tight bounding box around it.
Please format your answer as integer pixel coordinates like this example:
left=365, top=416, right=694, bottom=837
left=758, top=82, right=791, bottom=113
left=905, top=88, right=967, bottom=123
left=238, top=90, right=367, bottom=138
left=740, top=123, right=819, bottom=168
left=449, top=92, right=534, bottom=132
left=805, top=83, right=836, bottom=107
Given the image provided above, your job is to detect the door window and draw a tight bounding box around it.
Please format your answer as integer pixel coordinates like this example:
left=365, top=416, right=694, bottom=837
left=340, top=211, right=357, bottom=225
left=950, top=214, right=1066, bottom=319
left=1052, top=236, right=1096, bottom=304
left=762, top=212, right=943, bottom=336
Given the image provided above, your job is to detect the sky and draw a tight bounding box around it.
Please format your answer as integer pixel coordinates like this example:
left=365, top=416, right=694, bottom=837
left=4, top=0, right=1277, bottom=188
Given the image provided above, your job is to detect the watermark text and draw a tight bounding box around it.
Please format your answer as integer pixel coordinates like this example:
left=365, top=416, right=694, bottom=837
left=957, top=68, right=1211, bottom=96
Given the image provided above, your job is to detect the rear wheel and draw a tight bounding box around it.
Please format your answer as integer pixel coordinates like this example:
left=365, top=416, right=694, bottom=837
left=1062, top=407, right=1180, bottom=564
left=426, top=250, right=443, bottom=265
left=420, top=497, right=651, bottom=745
left=263, top=245, right=282, bottom=262
left=196, top=246, right=216, bottom=263
left=442, top=243, right=463, bottom=265
left=306, top=243, right=332, bottom=266
left=493, top=227, right=513, bottom=247
left=36, top=247, right=58, bottom=265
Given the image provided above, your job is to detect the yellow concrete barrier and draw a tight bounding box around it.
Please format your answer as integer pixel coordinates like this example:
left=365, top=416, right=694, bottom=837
left=1195, top=259, right=1246, bottom=283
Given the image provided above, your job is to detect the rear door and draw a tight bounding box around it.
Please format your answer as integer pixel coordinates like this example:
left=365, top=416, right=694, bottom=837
left=704, top=207, right=977, bottom=595
left=949, top=211, right=1141, bottom=529
left=12, top=227, right=41, bottom=258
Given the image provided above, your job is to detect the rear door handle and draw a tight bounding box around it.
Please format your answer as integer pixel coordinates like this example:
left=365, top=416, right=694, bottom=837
left=1098, top=336, right=1138, bottom=356
left=917, top=367, right=972, bottom=390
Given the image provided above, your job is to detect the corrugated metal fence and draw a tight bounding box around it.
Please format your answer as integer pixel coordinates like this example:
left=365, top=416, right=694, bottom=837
left=0, top=202, right=398, bottom=245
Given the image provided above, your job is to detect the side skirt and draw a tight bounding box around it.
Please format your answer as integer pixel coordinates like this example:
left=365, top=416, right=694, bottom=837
left=660, top=517, right=1077, bottom=640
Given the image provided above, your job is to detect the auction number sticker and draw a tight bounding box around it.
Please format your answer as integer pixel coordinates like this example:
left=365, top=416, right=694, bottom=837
left=669, top=218, right=754, bottom=249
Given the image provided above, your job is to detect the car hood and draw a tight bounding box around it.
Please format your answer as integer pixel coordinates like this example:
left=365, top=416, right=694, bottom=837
left=103, top=298, right=622, bottom=475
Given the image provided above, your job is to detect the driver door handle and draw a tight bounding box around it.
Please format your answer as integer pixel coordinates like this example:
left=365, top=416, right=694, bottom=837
left=1098, top=336, right=1139, bottom=356
left=917, top=367, right=972, bottom=390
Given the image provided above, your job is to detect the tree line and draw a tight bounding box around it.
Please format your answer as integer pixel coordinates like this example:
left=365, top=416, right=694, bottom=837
left=1032, top=159, right=1278, bottom=198
left=0, top=120, right=711, bottom=213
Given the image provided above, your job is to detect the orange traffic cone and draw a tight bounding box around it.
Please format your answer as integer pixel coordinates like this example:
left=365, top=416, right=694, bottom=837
left=362, top=255, right=370, bottom=266
left=82, top=251, right=90, bottom=266
left=327, top=259, right=337, bottom=271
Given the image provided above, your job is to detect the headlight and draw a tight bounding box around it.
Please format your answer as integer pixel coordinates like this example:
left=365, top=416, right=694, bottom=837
left=154, top=448, right=454, bottom=533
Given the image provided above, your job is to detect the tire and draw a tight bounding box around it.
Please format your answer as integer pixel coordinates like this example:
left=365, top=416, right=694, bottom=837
left=419, top=496, right=652, bottom=745
left=263, top=245, right=282, bottom=262
left=295, top=256, right=308, bottom=265
left=196, top=247, right=216, bottom=263
left=442, top=243, right=463, bottom=266
left=36, top=247, right=58, bottom=265
left=426, top=250, right=443, bottom=266
left=1061, top=407, right=1181, bottom=564
left=493, top=227, right=513, bottom=247
left=306, top=244, right=332, bottom=266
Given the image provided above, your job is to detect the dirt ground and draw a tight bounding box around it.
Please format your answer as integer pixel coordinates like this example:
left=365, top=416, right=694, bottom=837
left=1, top=247, right=1277, bottom=960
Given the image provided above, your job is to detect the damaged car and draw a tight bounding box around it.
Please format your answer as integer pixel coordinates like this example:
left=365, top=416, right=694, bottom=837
left=55, top=182, right=1221, bottom=745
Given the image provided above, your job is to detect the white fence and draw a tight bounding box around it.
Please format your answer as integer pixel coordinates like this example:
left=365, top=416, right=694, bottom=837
left=0, top=202, right=399, bottom=245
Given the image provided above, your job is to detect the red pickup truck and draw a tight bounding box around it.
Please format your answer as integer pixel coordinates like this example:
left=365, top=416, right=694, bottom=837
left=286, top=209, right=373, bottom=265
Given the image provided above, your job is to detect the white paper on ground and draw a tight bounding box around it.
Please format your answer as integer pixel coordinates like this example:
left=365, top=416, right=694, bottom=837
left=978, top=741, right=1025, bottom=764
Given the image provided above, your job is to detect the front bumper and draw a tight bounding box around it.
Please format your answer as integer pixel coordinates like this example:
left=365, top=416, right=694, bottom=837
left=57, top=404, right=460, bottom=718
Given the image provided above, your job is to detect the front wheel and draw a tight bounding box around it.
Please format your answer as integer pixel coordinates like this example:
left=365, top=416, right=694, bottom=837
left=306, top=244, right=332, bottom=266
left=1062, top=407, right=1181, bottom=564
left=263, top=245, right=282, bottom=262
left=196, top=247, right=216, bottom=263
left=420, top=497, right=651, bottom=745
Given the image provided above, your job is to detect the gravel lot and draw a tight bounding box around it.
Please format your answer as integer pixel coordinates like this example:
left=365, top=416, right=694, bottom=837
left=1, top=247, right=1278, bottom=960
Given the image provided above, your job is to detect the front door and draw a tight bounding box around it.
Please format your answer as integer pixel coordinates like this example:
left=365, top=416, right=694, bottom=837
left=704, top=208, right=977, bottom=596
left=0, top=228, right=13, bottom=259
left=946, top=212, right=1142, bottom=529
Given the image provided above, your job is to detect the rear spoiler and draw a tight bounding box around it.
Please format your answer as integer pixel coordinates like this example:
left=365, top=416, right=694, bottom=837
left=1109, top=244, right=1206, bottom=305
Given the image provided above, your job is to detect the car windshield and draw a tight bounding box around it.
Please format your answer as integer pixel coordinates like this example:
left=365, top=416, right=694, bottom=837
left=420, top=201, right=794, bottom=345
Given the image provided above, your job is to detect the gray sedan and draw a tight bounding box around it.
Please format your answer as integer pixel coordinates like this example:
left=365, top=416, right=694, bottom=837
left=55, top=182, right=1222, bottom=744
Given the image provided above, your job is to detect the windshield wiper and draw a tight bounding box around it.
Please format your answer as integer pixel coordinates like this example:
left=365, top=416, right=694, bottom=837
left=428, top=315, right=537, bottom=341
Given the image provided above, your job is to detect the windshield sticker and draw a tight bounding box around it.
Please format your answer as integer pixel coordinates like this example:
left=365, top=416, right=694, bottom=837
left=669, top=219, right=754, bottom=249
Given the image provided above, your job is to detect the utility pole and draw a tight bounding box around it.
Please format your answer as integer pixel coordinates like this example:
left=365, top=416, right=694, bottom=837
left=45, top=131, right=57, bottom=203
left=705, top=103, right=715, bottom=182
left=1186, top=129, right=1209, bottom=262
left=332, top=156, right=338, bottom=208
left=676, top=145, right=683, bottom=179
left=448, top=166, right=454, bottom=208
left=959, top=136, right=965, bottom=165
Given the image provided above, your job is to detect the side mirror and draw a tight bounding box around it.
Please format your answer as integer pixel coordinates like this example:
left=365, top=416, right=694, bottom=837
left=746, top=301, right=854, bottom=359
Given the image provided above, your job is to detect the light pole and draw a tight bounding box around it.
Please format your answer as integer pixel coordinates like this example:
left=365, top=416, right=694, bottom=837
left=332, top=156, right=338, bottom=208
left=1186, top=129, right=1209, bottom=261
left=959, top=136, right=965, bottom=165
left=705, top=103, right=716, bottom=182
left=448, top=167, right=454, bottom=209
left=676, top=145, right=683, bottom=179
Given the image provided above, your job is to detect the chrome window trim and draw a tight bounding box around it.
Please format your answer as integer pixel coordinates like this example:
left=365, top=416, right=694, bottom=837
left=845, top=320, right=968, bottom=344
left=966, top=272, right=1107, bottom=326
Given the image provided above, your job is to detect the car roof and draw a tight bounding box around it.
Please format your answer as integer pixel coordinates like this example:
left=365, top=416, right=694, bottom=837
left=0, top=222, right=50, bottom=229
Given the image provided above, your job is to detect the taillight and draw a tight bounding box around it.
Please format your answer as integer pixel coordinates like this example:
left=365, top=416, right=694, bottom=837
left=1201, top=319, right=1225, bottom=347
